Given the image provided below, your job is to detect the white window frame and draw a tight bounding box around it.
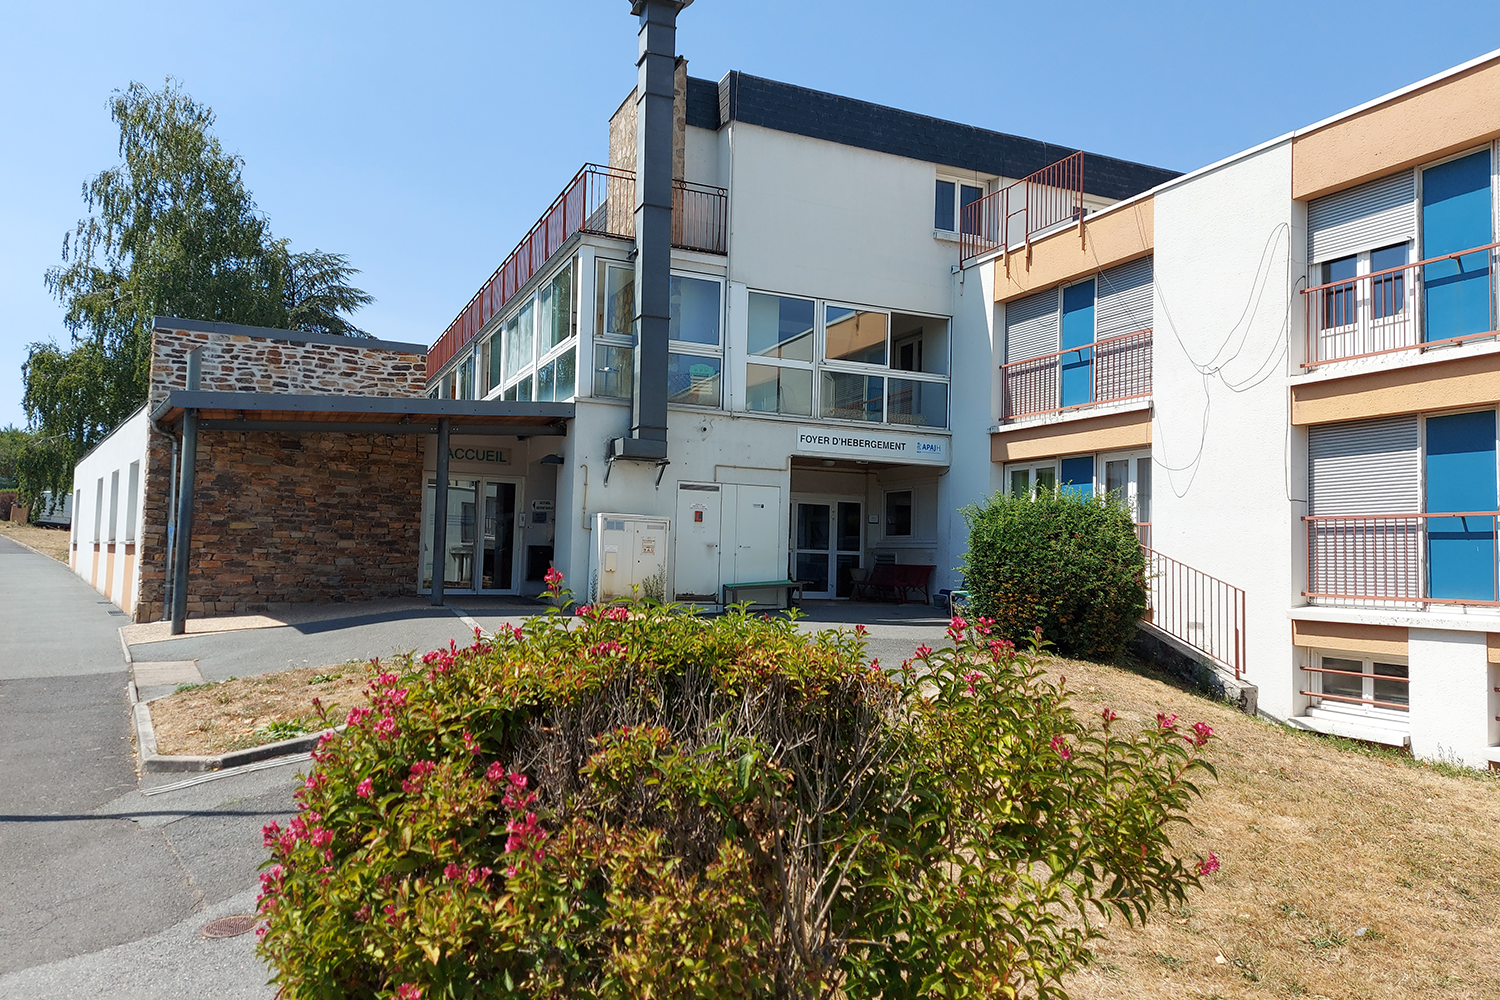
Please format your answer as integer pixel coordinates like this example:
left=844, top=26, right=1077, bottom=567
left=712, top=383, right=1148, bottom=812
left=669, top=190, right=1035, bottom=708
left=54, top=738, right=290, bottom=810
left=592, top=257, right=637, bottom=403
left=1310, top=651, right=1410, bottom=721
left=666, top=268, right=725, bottom=410
left=1003, top=461, right=1058, bottom=498
left=934, top=176, right=987, bottom=236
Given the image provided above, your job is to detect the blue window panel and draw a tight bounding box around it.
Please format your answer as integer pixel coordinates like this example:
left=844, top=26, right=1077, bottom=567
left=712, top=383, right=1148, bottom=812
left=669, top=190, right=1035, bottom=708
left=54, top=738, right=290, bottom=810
left=1422, top=150, right=1492, bottom=342
left=1060, top=455, right=1094, bottom=499
left=1060, top=280, right=1095, bottom=408
left=934, top=180, right=955, bottom=231
left=1425, top=410, right=1497, bottom=602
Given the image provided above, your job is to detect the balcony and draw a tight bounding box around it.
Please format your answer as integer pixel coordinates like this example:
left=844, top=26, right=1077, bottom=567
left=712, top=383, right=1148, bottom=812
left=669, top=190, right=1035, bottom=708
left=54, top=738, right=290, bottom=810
left=1302, top=240, right=1500, bottom=368
left=428, top=164, right=728, bottom=374
left=1001, top=328, right=1152, bottom=422
left=1305, top=511, right=1500, bottom=608
left=960, top=151, right=1086, bottom=268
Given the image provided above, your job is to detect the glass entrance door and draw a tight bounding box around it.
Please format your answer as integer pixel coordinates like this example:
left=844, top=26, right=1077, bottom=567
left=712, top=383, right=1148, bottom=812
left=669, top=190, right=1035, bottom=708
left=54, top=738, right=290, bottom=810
left=422, top=477, right=520, bottom=594
left=794, top=500, right=862, bottom=599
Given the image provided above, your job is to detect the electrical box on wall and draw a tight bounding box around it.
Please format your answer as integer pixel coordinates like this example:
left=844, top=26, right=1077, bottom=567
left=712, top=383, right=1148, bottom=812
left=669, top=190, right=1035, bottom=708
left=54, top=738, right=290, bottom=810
left=592, top=513, right=671, bottom=604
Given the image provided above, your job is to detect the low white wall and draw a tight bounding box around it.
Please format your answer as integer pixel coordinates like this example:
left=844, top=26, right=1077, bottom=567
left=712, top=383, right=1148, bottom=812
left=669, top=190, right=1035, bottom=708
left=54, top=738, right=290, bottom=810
left=1408, top=629, right=1496, bottom=767
left=71, top=405, right=150, bottom=614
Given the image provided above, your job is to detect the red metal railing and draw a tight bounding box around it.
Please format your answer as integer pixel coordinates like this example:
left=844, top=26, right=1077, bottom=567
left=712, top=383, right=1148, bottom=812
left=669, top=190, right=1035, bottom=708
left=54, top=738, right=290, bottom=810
left=427, top=166, right=728, bottom=375
left=1142, top=546, right=1246, bottom=679
left=960, top=151, right=1085, bottom=267
left=1001, top=328, right=1152, bottom=421
left=1304, top=511, right=1499, bottom=607
left=1302, top=240, right=1500, bottom=367
left=1299, top=663, right=1409, bottom=712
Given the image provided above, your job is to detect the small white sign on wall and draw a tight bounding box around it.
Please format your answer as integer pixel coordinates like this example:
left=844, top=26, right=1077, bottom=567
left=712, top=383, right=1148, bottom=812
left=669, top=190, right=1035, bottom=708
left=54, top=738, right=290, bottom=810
left=794, top=426, right=950, bottom=466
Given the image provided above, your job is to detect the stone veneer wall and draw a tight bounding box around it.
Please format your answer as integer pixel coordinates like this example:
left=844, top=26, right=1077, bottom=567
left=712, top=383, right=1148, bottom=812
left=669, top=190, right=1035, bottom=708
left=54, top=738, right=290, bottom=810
left=134, top=325, right=428, bottom=622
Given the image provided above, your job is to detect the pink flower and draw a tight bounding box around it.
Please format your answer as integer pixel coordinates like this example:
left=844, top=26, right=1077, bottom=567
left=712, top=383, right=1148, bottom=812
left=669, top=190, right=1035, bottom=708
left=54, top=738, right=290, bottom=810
left=914, top=645, right=933, bottom=660
left=575, top=604, right=594, bottom=618
left=346, top=706, right=372, bottom=727
left=485, top=761, right=507, bottom=786
left=461, top=730, right=481, bottom=756
left=854, top=624, right=868, bottom=637
left=443, top=862, right=462, bottom=880
left=1101, top=707, right=1118, bottom=725
left=606, top=606, right=630, bottom=622
left=963, top=670, right=983, bottom=695
left=1049, top=734, right=1072, bottom=761
left=1191, top=721, right=1214, bottom=747
left=1157, top=712, right=1179, bottom=731
left=356, top=778, right=374, bottom=798
left=543, top=567, right=564, bottom=587
left=1195, top=852, right=1220, bottom=876
left=396, top=985, right=423, bottom=1000
left=373, top=715, right=399, bottom=741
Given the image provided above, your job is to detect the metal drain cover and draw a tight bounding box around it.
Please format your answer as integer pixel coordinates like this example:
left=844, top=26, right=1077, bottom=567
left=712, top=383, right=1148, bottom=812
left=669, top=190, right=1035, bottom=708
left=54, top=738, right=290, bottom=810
left=202, top=915, right=260, bottom=939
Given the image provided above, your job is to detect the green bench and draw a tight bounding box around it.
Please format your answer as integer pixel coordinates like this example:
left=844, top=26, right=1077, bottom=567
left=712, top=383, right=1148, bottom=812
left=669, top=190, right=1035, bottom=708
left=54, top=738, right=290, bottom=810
left=722, top=579, right=808, bottom=609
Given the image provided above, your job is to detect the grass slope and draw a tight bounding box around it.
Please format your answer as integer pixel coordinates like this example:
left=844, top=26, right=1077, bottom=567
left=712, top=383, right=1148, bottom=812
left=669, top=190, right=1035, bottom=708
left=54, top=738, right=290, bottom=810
left=1051, top=654, right=1500, bottom=1000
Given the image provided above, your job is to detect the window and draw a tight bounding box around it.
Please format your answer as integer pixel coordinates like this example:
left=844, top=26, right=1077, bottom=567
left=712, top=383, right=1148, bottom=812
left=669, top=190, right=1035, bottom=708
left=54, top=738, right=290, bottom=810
left=539, top=263, right=574, bottom=353
left=481, top=335, right=499, bottom=396
left=821, top=371, right=883, bottom=422
left=596, top=261, right=635, bottom=340
left=1059, top=456, right=1094, bottom=499
left=536, top=347, right=577, bottom=403
left=125, top=462, right=139, bottom=544
left=825, top=306, right=888, bottom=365
left=1369, top=244, right=1407, bottom=320
left=594, top=344, right=633, bottom=399
left=1008, top=463, right=1058, bottom=498
left=1421, top=148, right=1493, bottom=342
left=670, top=274, right=721, bottom=345
left=667, top=353, right=721, bottom=407
left=1313, top=655, right=1409, bottom=715
left=746, top=363, right=812, bottom=416
left=886, top=378, right=947, bottom=428
left=748, top=293, right=814, bottom=361
left=935, top=179, right=984, bottom=233
left=1322, top=255, right=1357, bottom=328
left=457, top=356, right=475, bottom=400
left=885, top=490, right=913, bottom=537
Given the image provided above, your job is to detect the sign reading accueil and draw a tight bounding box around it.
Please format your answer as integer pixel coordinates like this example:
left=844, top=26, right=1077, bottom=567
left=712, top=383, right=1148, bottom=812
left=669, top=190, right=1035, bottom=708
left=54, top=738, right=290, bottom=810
left=794, top=427, right=949, bottom=466
left=448, top=447, right=509, bottom=465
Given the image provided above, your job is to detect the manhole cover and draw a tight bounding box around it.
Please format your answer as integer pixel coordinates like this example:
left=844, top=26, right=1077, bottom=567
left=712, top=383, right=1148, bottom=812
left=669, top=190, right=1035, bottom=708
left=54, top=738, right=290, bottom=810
left=202, top=915, right=260, bottom=939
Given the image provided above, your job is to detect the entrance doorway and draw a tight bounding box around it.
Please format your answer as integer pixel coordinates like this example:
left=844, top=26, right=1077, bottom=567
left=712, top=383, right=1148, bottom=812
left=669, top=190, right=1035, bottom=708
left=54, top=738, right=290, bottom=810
left=421, top=477, right=521, bottom=594
left=793, top=499, right=863, bottom=599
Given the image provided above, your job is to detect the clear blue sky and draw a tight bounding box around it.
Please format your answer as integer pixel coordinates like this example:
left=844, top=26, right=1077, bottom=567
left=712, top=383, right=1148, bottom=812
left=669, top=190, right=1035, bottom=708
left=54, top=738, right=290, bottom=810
left=2, top=0, right=1497, bottom=428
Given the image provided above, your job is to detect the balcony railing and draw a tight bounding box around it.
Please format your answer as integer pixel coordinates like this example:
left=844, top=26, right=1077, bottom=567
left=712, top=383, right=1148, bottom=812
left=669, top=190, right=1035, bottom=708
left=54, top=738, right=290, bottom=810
left=1001, top=328, right=1152, bottom=421
left=1142, top=545, right=1246, bottom=679
left=1302, top=240, right=1500, bottom=367
left=428, top=165, right=728, bottom=375
left=960, top=151, right=1085, bottom=267
left=1304, top=511, right=1500, bottom=607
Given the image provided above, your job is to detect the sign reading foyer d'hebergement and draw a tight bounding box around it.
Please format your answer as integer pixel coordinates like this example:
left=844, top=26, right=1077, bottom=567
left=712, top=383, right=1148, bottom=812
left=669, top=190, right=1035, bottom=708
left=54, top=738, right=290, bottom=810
left=794, top=426, right=949, bottom=466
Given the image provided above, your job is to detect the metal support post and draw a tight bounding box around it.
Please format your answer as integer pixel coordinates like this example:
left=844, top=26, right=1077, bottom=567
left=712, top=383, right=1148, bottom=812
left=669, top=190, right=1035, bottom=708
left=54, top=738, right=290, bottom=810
left=168, top=349, right=202, bottom=634
left=430, top=418, right=451, bottom=606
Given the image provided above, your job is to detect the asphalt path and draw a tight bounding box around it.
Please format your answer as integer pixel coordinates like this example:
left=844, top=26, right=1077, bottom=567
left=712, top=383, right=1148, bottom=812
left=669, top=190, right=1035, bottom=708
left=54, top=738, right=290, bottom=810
left=0, top=536, right=287, bottom=997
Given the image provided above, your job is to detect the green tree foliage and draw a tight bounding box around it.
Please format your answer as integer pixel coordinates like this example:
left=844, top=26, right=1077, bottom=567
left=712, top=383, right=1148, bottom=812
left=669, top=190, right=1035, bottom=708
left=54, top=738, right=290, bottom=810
left=17, top=78, right=371, bottom=508
left=258, top=579, right=1217, bottom=1000
left=0, top=426, right=35, bottom=489
left=962, top=487, right=1147, bottom=660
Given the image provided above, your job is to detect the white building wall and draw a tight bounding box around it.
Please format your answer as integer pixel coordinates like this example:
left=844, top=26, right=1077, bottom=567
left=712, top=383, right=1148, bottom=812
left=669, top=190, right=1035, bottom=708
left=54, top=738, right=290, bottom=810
left=71, top=405, right=150, bottom=614
left=1408, top=629, right=1494, bottom=767
left=1151, top=139, right=1301, bottom=718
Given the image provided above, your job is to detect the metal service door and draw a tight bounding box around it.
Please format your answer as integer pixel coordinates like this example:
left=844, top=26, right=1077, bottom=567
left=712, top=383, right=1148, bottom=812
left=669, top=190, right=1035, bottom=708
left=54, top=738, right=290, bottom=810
left=674, top=484, right=722, bottom=603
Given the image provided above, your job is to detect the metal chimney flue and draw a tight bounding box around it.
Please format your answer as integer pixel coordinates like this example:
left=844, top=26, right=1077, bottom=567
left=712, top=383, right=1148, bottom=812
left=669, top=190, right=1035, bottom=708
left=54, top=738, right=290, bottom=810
left=610, top=0, right=691, bottom=466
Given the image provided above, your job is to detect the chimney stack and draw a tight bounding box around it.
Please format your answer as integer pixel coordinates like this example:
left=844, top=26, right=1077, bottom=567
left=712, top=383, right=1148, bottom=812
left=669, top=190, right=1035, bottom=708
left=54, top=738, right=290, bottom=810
left=612, top=0, right=692, bottom=465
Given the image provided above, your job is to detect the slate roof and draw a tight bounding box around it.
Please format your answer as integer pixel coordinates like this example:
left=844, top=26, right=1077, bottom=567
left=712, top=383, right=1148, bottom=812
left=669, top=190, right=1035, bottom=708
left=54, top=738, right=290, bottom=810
left=684, top=71, right=1178, bottom=202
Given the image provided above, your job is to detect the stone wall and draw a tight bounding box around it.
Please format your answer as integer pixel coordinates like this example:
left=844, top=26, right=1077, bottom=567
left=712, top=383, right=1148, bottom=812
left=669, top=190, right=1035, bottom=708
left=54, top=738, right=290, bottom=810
left=135, top=324, right=429, bottom=622
left=606, top=56, right=688, bottom=180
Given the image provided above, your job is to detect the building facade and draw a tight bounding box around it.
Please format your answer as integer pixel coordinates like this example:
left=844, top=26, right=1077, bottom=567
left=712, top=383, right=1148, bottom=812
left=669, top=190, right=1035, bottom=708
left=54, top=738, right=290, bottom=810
left=66, top=9, right=1500, bottom=767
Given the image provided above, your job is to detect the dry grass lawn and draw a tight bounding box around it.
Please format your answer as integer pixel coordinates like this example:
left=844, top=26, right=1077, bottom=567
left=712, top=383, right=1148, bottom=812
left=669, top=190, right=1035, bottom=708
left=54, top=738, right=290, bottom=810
left=1050, top=654, right=1500, bottom=1000
left=0, top=521, right=71, bottom=563
left=149, top=664, right=371, bottom=756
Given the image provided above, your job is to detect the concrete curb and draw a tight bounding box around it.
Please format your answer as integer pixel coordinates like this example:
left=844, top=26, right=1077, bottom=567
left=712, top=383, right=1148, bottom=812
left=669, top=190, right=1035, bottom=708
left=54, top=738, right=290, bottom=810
left=129, top=688, right=338, bottom=773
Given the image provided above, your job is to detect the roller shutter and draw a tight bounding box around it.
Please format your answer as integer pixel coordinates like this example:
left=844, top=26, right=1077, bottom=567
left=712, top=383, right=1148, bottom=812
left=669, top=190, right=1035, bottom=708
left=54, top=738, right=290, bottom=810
left=1095, top=256, right=1153, bottom=340
left=1308, top=416, right=1420, bottom=515
left=1307, top=170, right=1416, bottom=264
left=1004, top=289, right=1058, bottom=363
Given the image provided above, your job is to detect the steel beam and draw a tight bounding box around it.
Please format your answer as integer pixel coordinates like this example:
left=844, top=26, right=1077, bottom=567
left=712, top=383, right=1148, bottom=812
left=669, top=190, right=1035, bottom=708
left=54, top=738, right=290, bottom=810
left=430, top=419, right=451, bottom=606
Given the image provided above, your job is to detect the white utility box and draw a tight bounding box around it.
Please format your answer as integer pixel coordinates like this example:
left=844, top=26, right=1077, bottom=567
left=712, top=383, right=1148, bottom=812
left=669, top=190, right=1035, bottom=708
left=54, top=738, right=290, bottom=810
left=593, top=513, right=671, bottom=603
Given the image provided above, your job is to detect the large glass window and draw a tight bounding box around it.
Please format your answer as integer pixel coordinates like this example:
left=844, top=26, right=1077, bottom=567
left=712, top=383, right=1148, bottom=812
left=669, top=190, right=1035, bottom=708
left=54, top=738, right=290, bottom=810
left=596, top=261, right=635, bottom=340
left=539, top=263, right=574, bottom=353
left=670, top=274, right=721, bottom=345
left=667, top=353, right=720, bottom=407
left=1316, top=655, right=1409, bottom=714
left=825, top=306, right=888, bottom=366
left=746, top=363, right=812, bottom=416
left=594, top=344, right=633, bottom=399
left=457, top=356, right=474, bottom=400
left=820, top=371, right=883, bottom=422
left=748, top=292, right=815, bottom=361
left=886, top=378, right=947, bottom=428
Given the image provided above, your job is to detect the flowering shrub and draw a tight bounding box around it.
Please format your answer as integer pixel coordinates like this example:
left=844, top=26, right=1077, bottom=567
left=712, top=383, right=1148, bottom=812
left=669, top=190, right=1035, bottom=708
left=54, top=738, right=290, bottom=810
left=962, top=486, right=1147, bottom=659
left=258, top=579, right=1216, bottom=1000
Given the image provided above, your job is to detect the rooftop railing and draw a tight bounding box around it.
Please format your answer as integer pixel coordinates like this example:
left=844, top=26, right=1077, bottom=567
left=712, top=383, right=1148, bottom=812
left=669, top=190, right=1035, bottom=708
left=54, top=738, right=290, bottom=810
left=1000, top=328, right=1152, bottom=421
left=427, top=165, right=727, bottom=375
left=1302, top=240, right=1500, bottom=367
left=959, top=151, right=1086, bottom=268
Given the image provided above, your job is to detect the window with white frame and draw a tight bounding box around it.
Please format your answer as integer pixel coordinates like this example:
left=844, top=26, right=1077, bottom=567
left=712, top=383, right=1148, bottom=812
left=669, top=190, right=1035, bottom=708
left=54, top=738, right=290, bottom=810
left=593, top=259, right=635, bottom=400
left=1005, top=462, right=1057, bottom=498
left=483, top=258, right=579, bottom=403
left=934, top=178, right=985, bottom=234
left=1309, top=653, right=1409, bottom=718
left=743, top=292, right=949, bottom=428
left=667, top=272, right=723, bottom=408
